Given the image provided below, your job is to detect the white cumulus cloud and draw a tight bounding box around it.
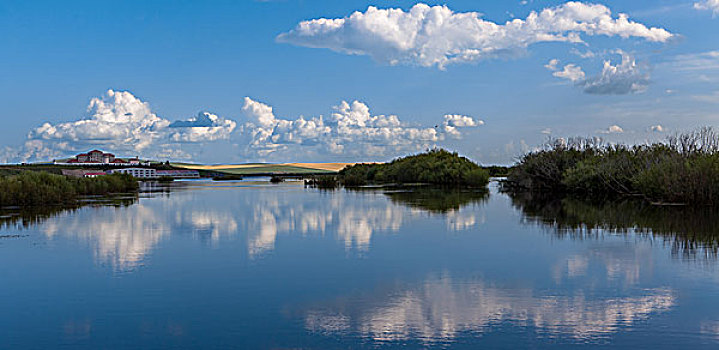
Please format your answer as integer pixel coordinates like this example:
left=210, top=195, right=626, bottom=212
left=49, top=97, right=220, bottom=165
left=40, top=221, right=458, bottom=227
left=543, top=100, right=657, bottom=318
left=169, top=112, right=236, bottom=142
left=552, top=63, right=586, bottom=82
left=277, top=2, right=673, bottom=69
left=695, top=0, right=719, bottom=16
left=443, top=114, right=484, bottom=138
left=601, top=125, right=624, bottom=133
left=5, top=90, right=237, bottom=162
left=29, top=90, right=169, bottom=151
left=582, top=51, right=649, bottom=94
left=650, top=125, right=664, bottom=132
left=551, top=51, right=649, bottom=94
left=545, top=58, right=560, bottom=71
left=240, top=97, right=483, bottom=158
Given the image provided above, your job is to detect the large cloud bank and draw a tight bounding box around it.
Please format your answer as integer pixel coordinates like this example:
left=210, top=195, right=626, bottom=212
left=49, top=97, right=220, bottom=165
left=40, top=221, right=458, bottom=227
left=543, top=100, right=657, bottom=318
left=277, top=2, right=673, bottom=69
left=0, top=91, right=481, bottom=163
left=548, top=51, right=649, bottom=94
left=241, top=97, right=482, bottom=157
left=4, top=90, right=236, bottom=162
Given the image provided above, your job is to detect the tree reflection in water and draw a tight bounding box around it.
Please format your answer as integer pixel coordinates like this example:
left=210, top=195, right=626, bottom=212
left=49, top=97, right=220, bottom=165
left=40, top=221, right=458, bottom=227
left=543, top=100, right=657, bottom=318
left=381, top=187, right=489, bottom=213
left=0, top=195, right=137, bottom=230
left=509, top=191, right=719, bottom=260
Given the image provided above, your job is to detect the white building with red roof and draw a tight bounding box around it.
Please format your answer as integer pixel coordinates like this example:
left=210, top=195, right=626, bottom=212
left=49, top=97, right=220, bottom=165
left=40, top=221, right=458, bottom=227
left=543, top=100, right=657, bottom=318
left=55, top=150, right=138, bottom=166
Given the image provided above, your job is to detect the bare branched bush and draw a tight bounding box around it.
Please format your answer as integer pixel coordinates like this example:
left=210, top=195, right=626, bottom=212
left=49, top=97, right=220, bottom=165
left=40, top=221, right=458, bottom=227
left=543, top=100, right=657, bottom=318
left=667, top=127, right=719, bottom=155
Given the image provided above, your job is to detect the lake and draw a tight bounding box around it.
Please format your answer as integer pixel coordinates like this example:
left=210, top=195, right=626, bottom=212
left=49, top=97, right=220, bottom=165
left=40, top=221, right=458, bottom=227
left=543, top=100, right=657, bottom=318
left=2, top=180, right=719, bottom=349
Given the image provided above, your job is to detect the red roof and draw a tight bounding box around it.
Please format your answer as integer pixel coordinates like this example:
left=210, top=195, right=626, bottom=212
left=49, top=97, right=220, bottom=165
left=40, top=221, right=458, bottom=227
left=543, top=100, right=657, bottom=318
left=66, top=159, right=78, bottom=163
left=104, top=153, right=115, bottom=157
left=112, top=159, right=127, bottom=163
left=89, top=150, right=103, bottom=154
left=76, top=153, right=88, bottom=157
left=84, top=172, right=106, bottom=176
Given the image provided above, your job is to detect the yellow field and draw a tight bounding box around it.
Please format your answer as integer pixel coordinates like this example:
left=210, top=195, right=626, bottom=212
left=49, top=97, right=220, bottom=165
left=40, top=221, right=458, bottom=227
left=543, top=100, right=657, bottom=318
left=283, top=163, right=355, bottom=172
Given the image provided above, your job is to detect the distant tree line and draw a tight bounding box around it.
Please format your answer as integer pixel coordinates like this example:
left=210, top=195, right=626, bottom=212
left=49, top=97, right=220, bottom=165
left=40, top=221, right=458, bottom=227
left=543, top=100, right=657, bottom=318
left=504, top=128, right=719, bottom=205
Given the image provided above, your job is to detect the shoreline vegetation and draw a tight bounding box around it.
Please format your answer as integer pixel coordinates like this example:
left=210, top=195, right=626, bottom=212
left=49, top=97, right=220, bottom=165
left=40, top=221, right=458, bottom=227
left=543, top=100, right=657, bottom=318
left=306, top=149, right=490, bottom=189
left=503, top=128, right=719, bottom=206
left=0, top=171, right=138, bottom=207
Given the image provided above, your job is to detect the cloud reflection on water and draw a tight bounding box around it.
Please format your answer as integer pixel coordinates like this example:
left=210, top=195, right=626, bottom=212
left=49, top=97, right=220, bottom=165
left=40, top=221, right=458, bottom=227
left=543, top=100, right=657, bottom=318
left=34, top=184, right=487, bottom=269
left=42, top=204, right=168, bottom=270
left=552, top=244, right=651, bottom=286
left=304, top=274, right=675, bottom=345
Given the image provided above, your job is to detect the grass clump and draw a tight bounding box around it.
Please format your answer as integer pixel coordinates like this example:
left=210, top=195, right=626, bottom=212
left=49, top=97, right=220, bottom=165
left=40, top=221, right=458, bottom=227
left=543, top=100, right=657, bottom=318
left=338, top=149, right=489, bottom=188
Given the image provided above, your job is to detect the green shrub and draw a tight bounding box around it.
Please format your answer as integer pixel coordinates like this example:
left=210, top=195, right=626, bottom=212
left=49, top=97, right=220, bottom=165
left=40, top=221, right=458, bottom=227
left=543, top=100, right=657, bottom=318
left=633, top=154, right=719, bottom=205
left=506, top=138, right=599, bottom=192
left=504, top=129, right=719, bottom=206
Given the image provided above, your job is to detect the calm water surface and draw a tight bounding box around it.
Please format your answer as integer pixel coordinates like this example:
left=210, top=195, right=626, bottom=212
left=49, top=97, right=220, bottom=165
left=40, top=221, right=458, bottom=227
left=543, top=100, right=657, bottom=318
left=2, top=180, right=719, bottom=349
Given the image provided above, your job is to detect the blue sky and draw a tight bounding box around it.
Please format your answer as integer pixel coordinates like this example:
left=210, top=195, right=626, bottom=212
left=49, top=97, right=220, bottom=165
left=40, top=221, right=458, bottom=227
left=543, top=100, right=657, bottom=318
left=1, top=0, right=718, bottom=164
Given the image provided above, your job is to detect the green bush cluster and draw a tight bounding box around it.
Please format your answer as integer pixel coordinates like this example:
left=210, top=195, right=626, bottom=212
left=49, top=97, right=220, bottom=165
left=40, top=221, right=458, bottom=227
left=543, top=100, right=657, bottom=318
left=0, top=171, right=138, bottom=207
left=338, top=149, right=489, bottom=188
left=505, top=130, right=719, bottom=205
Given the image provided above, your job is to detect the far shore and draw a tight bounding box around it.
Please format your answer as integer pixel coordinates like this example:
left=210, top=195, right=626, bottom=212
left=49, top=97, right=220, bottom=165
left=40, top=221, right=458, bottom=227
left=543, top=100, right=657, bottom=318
left=174, top=162, right=357, bottom=172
